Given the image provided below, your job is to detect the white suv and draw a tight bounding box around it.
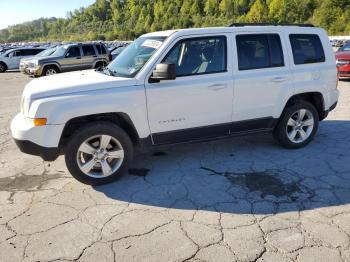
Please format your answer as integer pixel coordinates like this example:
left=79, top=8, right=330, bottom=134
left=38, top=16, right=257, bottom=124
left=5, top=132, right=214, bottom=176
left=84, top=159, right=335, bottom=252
left=11, top=24, right=339, bottom=185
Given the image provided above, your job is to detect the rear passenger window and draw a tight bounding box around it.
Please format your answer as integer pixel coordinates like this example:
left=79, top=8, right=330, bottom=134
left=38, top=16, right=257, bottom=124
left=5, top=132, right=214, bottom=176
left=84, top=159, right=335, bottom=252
left=289, top=34, right=325, bottom=65
left=96, top=44, right=107, bottom=55
left=82, top=45, right=96, bottom=56
left=21, top=49, right=35, bottom=56
left=21, top=49, right=44, bottom=56
left=33, top=49, right=45, bottom=55
left=236, top=34, right=284, bottom=70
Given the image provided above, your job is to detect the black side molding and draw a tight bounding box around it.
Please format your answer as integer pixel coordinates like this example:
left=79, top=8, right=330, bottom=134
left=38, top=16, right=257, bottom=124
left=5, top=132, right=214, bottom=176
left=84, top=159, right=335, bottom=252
left=150, top=117, right=278, bottom=146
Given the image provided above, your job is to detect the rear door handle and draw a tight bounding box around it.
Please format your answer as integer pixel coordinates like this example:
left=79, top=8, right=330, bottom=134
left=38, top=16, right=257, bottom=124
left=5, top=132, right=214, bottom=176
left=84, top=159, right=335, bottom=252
left=208, top=84, right=227, bottom=90
left=271, top=76, right=287, bottom=82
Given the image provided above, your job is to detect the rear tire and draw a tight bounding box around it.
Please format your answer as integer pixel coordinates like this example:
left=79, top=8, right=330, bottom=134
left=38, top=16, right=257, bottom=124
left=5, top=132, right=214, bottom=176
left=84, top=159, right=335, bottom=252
left=64, top=122, right=133, bottom=185
left=273, top=100, right=319, bottom=149
left=0, top=62, right=7, bottom=73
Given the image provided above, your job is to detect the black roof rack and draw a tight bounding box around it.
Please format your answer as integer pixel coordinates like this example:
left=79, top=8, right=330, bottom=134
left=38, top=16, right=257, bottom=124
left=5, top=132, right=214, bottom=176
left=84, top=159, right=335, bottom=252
left=228, top=23, right=314, bottom=27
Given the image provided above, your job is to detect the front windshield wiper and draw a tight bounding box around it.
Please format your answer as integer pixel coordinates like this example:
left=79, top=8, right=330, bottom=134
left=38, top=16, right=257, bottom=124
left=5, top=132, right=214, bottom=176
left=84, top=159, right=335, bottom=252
left=97, top=66, right=116, bottom=76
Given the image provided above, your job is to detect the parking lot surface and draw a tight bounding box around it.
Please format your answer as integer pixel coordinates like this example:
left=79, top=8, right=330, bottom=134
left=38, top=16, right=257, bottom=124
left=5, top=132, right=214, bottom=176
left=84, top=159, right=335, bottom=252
left=0, top=72, right=350, bottom=262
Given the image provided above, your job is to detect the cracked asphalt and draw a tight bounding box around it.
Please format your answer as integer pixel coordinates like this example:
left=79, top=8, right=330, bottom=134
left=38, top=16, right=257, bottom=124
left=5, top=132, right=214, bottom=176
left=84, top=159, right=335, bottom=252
left=0, top=72, right=350, bottom=262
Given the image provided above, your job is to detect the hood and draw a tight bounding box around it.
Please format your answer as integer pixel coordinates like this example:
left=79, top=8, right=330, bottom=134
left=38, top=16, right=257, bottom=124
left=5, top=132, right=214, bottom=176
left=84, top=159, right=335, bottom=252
left=335, top=51, right=350, bottom=60
left=35, top=56, right=62, bottom=64
left=20, top=57, right=34, bottom=63
left=23, top=69, right=138, bottom=100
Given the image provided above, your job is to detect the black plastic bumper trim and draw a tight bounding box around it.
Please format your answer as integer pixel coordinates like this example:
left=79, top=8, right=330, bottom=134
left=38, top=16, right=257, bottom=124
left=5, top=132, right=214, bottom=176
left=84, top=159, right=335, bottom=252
left=13, top=139, right=59, bottom=161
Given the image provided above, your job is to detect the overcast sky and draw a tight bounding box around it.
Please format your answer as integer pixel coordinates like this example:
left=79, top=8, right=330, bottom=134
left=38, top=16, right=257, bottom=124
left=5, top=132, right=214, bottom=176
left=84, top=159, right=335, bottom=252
left=0, top=0, right=96, bottom=30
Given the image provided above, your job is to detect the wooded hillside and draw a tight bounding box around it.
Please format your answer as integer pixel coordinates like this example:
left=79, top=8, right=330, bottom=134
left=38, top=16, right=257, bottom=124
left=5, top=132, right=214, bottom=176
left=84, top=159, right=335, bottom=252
left=1, top=0, right=349, bottom=42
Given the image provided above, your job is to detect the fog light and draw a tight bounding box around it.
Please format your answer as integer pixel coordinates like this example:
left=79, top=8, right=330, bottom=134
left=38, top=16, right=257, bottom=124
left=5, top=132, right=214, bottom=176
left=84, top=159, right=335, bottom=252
left=33, top=118, right=47, bottom=126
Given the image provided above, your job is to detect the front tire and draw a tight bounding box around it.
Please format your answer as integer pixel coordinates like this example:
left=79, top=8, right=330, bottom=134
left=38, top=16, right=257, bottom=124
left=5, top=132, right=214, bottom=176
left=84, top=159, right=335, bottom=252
left=64, top=122, right=133, bottom=185
left=42, top=65, right=59, bottom=76
left=0, top=62, right=7, bottom=73
left=273, top=101, right=319, bottom=149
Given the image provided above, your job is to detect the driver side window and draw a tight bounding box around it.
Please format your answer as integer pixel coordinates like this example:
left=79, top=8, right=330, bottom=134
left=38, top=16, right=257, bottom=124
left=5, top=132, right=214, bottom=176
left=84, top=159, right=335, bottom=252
left=9, top=50, right=21, bottom=57
left=66, top=46, right=81, bottom=58
left=162, top=36, right=227, bottom=77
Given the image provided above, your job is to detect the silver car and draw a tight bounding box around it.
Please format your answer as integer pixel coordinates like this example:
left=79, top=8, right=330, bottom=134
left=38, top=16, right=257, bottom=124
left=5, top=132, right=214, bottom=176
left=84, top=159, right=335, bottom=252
left=27, top=43, right=111, bottom=77
left=0, top=48, right=45, bottom=73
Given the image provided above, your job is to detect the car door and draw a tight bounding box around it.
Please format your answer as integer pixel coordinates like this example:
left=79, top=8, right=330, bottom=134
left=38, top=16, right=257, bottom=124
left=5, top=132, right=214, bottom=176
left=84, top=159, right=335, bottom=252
left=81, top=44, right=97, bottom=69
left=231, top=32, right=293, bottom=130
left=7, top=50, right=23, bottom=69
left=61, top=45, right=82, bottom=72
left=145, top=34, right=234, bottom=145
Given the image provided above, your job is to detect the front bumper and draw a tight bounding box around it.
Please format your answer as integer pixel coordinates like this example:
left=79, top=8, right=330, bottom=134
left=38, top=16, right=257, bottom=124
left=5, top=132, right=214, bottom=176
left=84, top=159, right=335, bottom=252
left=337, top=64, right=350, bottom=77
left=13, top=139, right=59, bottom=161
left=19, top=65, right=27, bottom=73
left=11, top=113, right=64, bottom=161
left=27, top=66, right=43, bottom=76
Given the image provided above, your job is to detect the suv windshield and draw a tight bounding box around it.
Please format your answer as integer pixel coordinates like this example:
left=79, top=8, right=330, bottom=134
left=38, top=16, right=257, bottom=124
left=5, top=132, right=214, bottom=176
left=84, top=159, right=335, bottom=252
left=36, top=48, right=56, bottom=57
left=50, top=46, right=68, bottom=57
left=106, top=36, right=166, bottom=78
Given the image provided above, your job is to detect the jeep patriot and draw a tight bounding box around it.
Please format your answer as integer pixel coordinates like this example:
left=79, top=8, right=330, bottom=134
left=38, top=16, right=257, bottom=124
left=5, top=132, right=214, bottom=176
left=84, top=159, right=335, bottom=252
left=11, top=24, right=339, bottom=184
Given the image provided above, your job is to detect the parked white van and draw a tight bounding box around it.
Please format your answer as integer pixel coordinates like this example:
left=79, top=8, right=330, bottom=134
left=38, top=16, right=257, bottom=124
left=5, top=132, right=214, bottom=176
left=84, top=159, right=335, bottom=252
left=11, top=24, right=339, bottom=184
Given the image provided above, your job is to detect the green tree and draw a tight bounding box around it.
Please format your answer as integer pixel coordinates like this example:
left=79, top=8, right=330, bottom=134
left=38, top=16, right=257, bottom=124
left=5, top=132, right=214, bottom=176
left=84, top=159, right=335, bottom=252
left=246, top=0, right=268, bottom=22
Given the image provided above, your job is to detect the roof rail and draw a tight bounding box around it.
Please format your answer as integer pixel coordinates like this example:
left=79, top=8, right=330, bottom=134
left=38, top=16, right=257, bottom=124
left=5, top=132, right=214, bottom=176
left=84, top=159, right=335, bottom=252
left=228, top=23, right=314, bottom=27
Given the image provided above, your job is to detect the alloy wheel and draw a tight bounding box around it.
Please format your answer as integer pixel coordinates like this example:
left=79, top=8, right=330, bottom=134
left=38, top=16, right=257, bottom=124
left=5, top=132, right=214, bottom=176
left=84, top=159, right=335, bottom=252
left=46, top=69, right=57, bottom=75
left=286, top=109, right=314, bottom=143
left=76, top=135, right=124, bottom=178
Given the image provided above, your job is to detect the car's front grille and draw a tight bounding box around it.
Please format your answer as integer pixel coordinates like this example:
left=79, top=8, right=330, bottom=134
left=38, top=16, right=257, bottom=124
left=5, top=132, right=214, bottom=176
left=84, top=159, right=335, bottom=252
left=28, top=62, right=35, bottom=68
left=338, top=71, right=350, bottom=75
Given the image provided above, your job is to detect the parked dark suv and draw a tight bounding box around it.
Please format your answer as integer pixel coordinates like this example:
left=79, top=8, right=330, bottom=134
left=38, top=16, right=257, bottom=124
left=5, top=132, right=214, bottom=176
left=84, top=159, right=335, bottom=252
left=26, top=42, right=111, bottom=76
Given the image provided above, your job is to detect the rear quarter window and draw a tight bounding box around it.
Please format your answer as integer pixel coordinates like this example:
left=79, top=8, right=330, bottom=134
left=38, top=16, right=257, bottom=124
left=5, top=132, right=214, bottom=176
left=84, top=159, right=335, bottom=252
left=96, top=44, right=107, bottom=55
left=289, top=34, right=325, bottom=65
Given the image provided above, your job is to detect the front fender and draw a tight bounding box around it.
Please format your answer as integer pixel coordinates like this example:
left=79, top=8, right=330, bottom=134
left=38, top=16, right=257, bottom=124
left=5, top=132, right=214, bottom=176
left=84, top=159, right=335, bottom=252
left=29, top=85, right=150, bottom=138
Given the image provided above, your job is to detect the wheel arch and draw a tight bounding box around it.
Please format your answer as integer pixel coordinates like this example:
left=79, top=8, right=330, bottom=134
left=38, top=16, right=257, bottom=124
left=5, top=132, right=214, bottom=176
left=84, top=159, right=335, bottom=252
left=59, top=112, right=140, bottom=150
left=0, top=61, right=8, bottom=71
left=283, top=92, right=326, bottom=120
left=42, top=63, right=62, bottom=73
left=92, top=59, right=108, bottom=68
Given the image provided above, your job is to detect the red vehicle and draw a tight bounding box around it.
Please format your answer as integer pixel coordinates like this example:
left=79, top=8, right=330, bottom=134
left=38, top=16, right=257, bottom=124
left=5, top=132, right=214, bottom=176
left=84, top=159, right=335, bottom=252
left=335, top=41, right=350, bottom=78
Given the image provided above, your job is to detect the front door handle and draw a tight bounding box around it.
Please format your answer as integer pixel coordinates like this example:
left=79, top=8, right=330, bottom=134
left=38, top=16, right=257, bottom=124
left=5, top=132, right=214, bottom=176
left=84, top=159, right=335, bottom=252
left=271, top=76, right=287, bottom=82
left=207, top=84, right=227, bottom=90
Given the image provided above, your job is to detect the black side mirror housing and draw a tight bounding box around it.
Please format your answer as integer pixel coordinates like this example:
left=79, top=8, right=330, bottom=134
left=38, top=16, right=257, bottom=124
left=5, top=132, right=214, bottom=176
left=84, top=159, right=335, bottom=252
left=150, top=63, right=176, bottom=82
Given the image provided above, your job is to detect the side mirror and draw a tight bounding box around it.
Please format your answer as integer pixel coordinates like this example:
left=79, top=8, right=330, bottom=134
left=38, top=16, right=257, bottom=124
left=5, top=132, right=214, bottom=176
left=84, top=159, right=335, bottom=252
left=65, top=53, right=70, bottom=57
left=150, top=63, right=176, bottom=82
